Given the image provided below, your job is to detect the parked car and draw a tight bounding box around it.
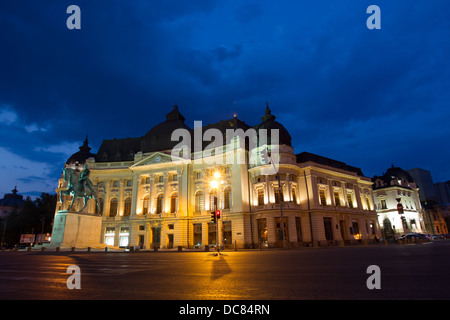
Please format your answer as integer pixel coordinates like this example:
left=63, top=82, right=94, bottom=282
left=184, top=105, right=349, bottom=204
left=396, top=233, right=427, bottom=241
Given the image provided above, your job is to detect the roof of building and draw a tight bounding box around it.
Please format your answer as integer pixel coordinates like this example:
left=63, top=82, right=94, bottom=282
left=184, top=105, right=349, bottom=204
left=296, top=151, right=365, bottom=176
left=66, top=136, right=97, bottom=165
left=0, top=186, right=24, bottom=208
left=253, top=103, right=292, bottom=147
left=372, top=165, right=415, bottom=190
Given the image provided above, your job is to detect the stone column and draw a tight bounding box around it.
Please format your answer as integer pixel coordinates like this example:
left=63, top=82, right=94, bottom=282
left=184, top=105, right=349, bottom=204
left=130, top=174, right=139, bottom=217
left=118, top=180, right=124, bottom=216
left=286, top=173, right=291, bottom=202
left=265, top=175, right=270, bottom=204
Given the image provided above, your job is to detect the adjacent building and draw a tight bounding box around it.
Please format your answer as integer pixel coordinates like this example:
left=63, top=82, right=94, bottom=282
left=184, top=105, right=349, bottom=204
left=0, top=186, right=24, bottom=219
left=55, top=104, right=381, bottom=249
left=372, top=166, right=425, bottom=238
left=407, top=168, right=449, bottom=235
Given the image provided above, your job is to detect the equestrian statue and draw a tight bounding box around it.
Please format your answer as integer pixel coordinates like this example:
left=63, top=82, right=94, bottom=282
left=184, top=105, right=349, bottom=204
left=59, top=164, right=105, bottom=213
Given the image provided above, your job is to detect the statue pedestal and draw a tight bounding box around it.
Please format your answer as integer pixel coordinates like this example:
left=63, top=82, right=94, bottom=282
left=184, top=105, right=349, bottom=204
left=48, top=211, right=104, bottom=249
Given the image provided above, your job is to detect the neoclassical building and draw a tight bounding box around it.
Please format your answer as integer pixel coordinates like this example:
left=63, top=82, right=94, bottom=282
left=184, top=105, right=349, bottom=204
left=55, top=104, right=381, bottom=249
left=372, top=166, right=426, bottom=238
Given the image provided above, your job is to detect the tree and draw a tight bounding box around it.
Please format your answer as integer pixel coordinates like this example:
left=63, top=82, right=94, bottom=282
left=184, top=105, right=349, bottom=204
left=1, top=193, right=56, bottom=247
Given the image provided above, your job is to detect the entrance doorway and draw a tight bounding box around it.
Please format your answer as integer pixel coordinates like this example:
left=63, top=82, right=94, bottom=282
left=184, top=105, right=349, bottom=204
left=275, top=217, right=289, bottom=248
left=138, top=235, right=144, bottom=249
left=151, top=227, right=161, bottom=249
left=167, top=234, right=174, bottom=249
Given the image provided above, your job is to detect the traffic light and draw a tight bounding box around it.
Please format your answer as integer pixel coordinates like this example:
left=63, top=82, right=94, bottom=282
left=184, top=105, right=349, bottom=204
left=216, top=210, right=220, bottom=220
left=260, top=148, right=271, bottom=164
left=210, top=211, right=216, bottom=223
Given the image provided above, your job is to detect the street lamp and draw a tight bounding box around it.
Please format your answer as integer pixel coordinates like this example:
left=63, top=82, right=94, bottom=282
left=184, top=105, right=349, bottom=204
left=261, top=148, right=285, bottom=249
left=210, top=171, right=222, bottom=255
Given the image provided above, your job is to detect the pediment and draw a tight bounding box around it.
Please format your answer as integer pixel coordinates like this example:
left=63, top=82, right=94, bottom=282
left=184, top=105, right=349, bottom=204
left=130, top=152, right=183, bottom=168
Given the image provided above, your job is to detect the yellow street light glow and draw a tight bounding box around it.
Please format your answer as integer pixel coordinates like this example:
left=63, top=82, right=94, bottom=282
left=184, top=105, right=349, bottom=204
left=210, top=180, right=219, bottom=188
left=214, top=172, right=221, bottom=179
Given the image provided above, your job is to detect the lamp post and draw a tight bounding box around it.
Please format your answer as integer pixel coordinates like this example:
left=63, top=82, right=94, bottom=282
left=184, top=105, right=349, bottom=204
left=210, top=171, right=222, bottom=255
left=276, top=174, right=286, bottom=249
left=261, top=148, right=285, bottom=249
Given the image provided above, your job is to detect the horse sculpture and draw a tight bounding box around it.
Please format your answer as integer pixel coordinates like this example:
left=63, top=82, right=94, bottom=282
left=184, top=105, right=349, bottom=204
left=59, top=165, right=105, bottom=213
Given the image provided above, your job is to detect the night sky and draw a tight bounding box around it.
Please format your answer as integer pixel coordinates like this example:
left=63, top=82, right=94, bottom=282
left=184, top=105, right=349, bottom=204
left=0, top=0, right=449, bottom=198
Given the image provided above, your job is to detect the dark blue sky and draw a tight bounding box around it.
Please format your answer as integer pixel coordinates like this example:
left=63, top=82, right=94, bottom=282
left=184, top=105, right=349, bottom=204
left=0, top=0, right=449, bottom=198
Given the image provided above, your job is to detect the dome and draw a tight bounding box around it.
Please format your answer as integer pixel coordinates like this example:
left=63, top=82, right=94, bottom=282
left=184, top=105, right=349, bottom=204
left=383, top=165, right=414, bottom=183
left=66, top=136, right=96, bottom=165
left=141, top=105, right=191, bottom=153
left=372, top=164, right=416, bottom=189
left=253, top=102, right=292, bottom=147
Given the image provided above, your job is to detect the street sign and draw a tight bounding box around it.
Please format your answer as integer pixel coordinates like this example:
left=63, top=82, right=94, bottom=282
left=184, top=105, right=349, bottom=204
left=20, top=234, right=35, bottom=244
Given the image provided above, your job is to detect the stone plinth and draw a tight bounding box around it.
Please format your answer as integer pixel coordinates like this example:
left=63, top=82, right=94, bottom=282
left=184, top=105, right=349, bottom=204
left=48, top=211, right=104, bottom=249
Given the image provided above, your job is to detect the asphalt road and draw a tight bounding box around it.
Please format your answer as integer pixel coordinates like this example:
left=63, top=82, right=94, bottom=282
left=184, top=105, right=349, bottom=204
left=0, top=241, right=449, bottom=301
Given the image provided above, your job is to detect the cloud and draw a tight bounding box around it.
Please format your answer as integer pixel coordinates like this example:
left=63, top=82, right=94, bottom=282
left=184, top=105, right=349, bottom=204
left=34, top=141, right=80, bottom=157
left=0, top=0, right=449, bottom=193
left=0, top=147, right=55, bottom=197
left=0, top=105, right=18, bottom=125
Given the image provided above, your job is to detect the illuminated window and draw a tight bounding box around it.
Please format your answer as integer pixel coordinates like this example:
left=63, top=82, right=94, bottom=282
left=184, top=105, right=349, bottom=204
left=109, top=198, right=118, bottom=217
left=170, top=193, right=178, bottom=213
left=156, top=194, right=164, bottom=214
left=123, top=197, right=131, bottom=216
left=347, top=193, right=354, bottom=208
left=119, top=227, right=129, bottom=247
left=257, top=189, right=264, bottom=206
left=195, top=191, right=204, bottom=212
left=105, top=227, right=115, bottom=246
left=274, top=186, right=282, bottom=204
left=224, top=187, right=232, bottom=209
left=334, top=191, right=341, bottom=206
left=143, top=195, right=150, bottom=214
left=319, top=189, right=326, bottom=205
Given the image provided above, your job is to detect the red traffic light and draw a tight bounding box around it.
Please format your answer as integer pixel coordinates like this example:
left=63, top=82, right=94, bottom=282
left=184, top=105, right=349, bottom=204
left=215, top=210, right=220, bottom=219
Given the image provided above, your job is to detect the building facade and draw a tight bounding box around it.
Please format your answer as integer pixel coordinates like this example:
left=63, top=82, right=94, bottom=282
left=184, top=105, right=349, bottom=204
left=55, top=104, right=381, bottom=249
left=0, top=186, right=24, bottom=219
left=372, top=166, right=426, bottom=238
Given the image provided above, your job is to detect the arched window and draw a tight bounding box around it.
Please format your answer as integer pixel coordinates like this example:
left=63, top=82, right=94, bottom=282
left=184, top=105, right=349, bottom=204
left=195, top=191, right=204, bottom=213
left=142, top=195, right=150, bottom=215
left=170, top=193, right=178, bottom=213
left=110, top=198, right=118, bottom=217
left=224, top=187, right=232, bottom=209
left=210, top=189, right=218, bottom=210
left=123, top=197, right=132, bottom=216
left=156, top=194, right=164, bottom=214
